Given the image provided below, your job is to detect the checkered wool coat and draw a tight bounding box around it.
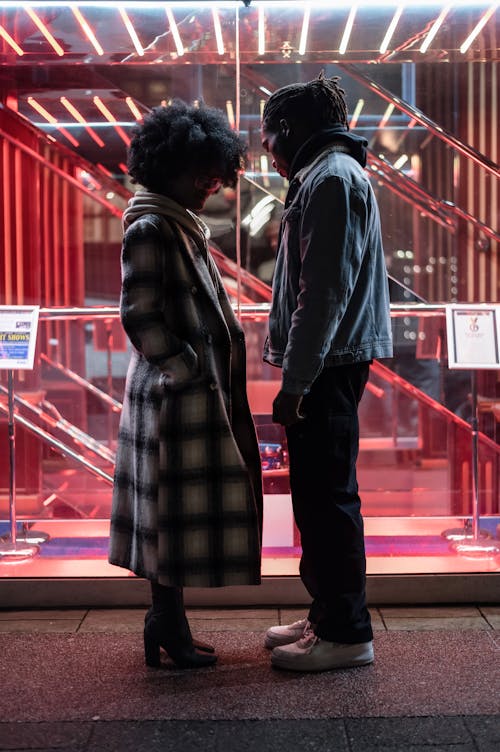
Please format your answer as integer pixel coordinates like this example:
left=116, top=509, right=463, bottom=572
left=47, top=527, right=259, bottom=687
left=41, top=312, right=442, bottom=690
left=109, top=192, right=263, bottom=587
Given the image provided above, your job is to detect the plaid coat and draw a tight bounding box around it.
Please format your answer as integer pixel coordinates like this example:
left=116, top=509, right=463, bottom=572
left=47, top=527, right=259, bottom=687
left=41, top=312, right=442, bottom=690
left=109, top=195, right=263, bottom=587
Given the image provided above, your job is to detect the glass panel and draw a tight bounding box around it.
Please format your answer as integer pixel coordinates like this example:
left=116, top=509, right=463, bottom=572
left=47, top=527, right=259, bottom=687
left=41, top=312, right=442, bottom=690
left=0, top=307, right=498, bottom=577
left=0, top=2, right=498, bottom=578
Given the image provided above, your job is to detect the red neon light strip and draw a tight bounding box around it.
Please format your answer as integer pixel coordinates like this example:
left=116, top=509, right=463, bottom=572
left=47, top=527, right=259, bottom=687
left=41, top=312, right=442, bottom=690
left=25, top=7, right=64, bottom=56
left=60, top=97, right=105, bottom=147
left=71, top=7, right=104, bottom=56
left=0, top=23, right=24, bottom=55
left=27, top=97, right=79, bottom=147
left=96, top=163, right=112, bottom=178
left=3, top=140, right=13, bottom=304
left=93, top=96, right=131, bottom=146
left=125, top=97, right=143, bottom=121
left=118, top=7, right=144, bottom=56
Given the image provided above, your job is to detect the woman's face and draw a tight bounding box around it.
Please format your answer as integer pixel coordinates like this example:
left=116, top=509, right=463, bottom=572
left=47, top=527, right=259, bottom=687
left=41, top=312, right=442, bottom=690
left=164, top=171, right=223, bottom=212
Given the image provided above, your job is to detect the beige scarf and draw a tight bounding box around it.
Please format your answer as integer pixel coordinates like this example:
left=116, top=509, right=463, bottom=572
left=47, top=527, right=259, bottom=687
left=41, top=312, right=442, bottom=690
left=122, top=189, right=210, bottom=249
left=122, top=189, right=220, bottom=290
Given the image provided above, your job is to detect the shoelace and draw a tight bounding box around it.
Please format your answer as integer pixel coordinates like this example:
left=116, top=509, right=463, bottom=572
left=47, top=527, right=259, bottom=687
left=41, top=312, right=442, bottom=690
left=298, top=625, right=319, bottom=651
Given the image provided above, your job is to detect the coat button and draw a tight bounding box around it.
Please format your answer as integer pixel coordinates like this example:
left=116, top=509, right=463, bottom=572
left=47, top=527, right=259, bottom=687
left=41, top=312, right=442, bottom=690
left=191, top=286, right=198, bottom=294
left=209, top=382, right=217, bottom=390
left=206, top=333, right=213, bottom=344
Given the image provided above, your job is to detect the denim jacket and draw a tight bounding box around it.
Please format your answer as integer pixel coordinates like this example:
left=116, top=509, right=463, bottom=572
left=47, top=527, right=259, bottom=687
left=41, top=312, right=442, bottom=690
left=263, top=135, right=393, bottom=395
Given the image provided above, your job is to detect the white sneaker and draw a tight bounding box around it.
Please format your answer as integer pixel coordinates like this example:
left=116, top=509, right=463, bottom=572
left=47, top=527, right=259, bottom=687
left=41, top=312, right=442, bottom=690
left=271, top=632, right=374, bottom=672
left=264, top=617, right=311, bottom=649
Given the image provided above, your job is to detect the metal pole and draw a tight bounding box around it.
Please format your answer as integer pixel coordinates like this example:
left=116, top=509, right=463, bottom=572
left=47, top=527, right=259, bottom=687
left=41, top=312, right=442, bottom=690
left=7, top=370, right=16, bottom=546
left=0, top=370, right=39, bottom=560
left=105, top=320, right=114, bottom=449
left=470, top=370, right=480, bottom=540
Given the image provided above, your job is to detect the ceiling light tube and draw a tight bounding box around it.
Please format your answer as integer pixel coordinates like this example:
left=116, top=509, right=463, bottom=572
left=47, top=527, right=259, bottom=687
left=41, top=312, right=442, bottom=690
left=258, top=5, right=265, bottom=56
left=349, top=98, right=364, bottom=129
left=212, top=8, right=224, bottom=55
left=260, top=154, right=270, bottom=187
left=379, top=103, right=395, bottom=128
left=27, top=96, right=57, bottom=123
left=71, top=7, right=103, bottom=56
left=25, top=7, right=64, bottom=56
left=93, top=95, right=131, bottom=146
left=339, top=6, right=357, bottom=55
left=165, top=5, right=184, bottom=57
left=0, top=23, right=24, bottom=55
left=125, top=96, right=143, bottom=121
left=60, top=96, right=105, bottom=147
left=459, top=4, right=497, bottom=54
left=393, top=154, right=409, bottom=170
left=27, top=96, right=79, bottom=147
left=298, top=5, right=310, bottom=56
left=420, top=4, right=451, bottom=53
left=96, top=163, right=112, bottom=178
left=226, top=100, right=235, bottom=129
left=118, top=7, right=144, bottom=56
left=379, top=6, right=403, bottom=54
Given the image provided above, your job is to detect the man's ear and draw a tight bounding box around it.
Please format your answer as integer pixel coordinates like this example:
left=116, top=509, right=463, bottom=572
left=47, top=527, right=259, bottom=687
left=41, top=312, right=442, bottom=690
left=279, top=118, right=290, bottom=137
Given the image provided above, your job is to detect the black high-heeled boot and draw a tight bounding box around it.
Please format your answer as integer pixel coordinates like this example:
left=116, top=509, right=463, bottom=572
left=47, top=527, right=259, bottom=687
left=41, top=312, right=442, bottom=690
left=144, top=606, right=215, bottom=655
left=144, top=584, right=217, bottom=669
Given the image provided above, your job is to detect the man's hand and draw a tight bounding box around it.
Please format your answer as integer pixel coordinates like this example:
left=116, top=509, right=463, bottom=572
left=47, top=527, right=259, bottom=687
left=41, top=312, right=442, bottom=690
left=272, top=390, right=304, bottom=426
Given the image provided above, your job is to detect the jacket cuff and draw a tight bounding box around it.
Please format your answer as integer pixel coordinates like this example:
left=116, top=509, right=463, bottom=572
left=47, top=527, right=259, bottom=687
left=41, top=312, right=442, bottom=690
left=281, top=373, right=311, bottom=396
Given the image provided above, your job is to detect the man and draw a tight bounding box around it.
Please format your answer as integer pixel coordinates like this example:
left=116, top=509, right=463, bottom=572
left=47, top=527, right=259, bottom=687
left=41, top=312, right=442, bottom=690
left=261, top=73, right=393, bottom=672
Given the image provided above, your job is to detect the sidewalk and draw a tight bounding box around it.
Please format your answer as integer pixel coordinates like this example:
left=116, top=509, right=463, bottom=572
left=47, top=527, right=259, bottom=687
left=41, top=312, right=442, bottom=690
left=1, top=605, right=499, bottom=751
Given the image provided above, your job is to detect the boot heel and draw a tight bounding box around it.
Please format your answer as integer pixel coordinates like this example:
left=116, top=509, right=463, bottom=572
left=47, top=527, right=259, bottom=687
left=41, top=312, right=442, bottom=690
left=144, top=627, right=161, bottom=667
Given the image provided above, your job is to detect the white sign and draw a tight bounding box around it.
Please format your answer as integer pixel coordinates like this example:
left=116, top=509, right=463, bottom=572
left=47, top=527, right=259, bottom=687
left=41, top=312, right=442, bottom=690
left=446, top=304, right=500, bottom=369
left=0, top=306, right=40, bottom=370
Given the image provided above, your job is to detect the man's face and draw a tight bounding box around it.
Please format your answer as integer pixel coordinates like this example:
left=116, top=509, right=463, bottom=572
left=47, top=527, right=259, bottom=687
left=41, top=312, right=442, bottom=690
left=261, top=121, right=295, bottom=180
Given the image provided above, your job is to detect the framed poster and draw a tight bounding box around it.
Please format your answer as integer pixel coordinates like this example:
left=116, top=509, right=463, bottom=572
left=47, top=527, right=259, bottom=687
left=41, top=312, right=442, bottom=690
left=446, top=304, right=499, bottom=370
left=0, top=306, right=40, bottom=370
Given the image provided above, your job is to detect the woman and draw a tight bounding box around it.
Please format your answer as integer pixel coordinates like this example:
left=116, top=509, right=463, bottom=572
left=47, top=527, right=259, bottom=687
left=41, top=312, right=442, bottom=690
left=109, top=101, right=263, bottom=669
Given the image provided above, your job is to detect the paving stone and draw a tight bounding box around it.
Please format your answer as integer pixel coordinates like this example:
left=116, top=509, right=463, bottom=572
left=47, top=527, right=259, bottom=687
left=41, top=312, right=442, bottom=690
left=346, top=746, right=477, bottom=751
left=214, top=719, right=349, bottom=751
left=382, top=617, right=490, bottom=631
left=379, top=607, right=483, bottom=619
left=0, top=610, right=86, bottom=621
left=186, top=609, right=279, bottom=620
left=345, top=717, right=472, bottom=750
left=189, top=617, right=273, bottom=632
left=0, top=620, right=81, bottom=633
left=464, top=715, right=500, bottom=749
left=86, top=721, right=217, bottom=752
left=0, top=721, right=91, bottom=750
left=79, top=609, right=144, bottom=632
left=478, top=607, right=500, bottom=629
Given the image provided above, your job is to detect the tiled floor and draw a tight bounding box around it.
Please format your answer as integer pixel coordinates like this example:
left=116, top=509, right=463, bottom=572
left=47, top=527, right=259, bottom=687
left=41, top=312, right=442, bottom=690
left=1, top=605, right=499, bottom=751
left=0, top=604, right=498, bottom=633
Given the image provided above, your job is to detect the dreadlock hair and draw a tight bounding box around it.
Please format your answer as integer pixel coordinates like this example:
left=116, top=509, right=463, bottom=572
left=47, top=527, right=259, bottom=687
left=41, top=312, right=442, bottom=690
left=127, top=99, right=247, bottom=193
left=262, top=72, right=349, bottom=132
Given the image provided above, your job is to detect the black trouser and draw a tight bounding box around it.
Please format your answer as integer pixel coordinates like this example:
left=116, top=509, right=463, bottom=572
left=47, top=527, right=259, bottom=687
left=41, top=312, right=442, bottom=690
left=285, top=362, right=373, bottom=644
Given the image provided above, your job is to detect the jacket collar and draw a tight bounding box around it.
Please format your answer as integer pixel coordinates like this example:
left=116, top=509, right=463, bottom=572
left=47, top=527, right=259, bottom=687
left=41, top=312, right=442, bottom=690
left=288, top=126, right=368, bottom=181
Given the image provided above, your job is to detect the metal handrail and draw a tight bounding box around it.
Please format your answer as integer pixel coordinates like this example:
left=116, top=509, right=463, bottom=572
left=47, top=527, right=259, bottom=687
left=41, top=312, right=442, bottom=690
left=371, top=360, right=500, bottom=456
left=0, top=384, right=115, bottom=464
left=41, top=353, right=122, bottom=413
left=0, top=402, right=113, bottom=484
left=340, top=64, right=500, bottom=180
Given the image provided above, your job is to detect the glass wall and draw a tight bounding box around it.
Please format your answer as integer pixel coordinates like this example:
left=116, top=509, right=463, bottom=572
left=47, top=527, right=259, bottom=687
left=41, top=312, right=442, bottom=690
left=0, top=1, right=498, bottom=579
